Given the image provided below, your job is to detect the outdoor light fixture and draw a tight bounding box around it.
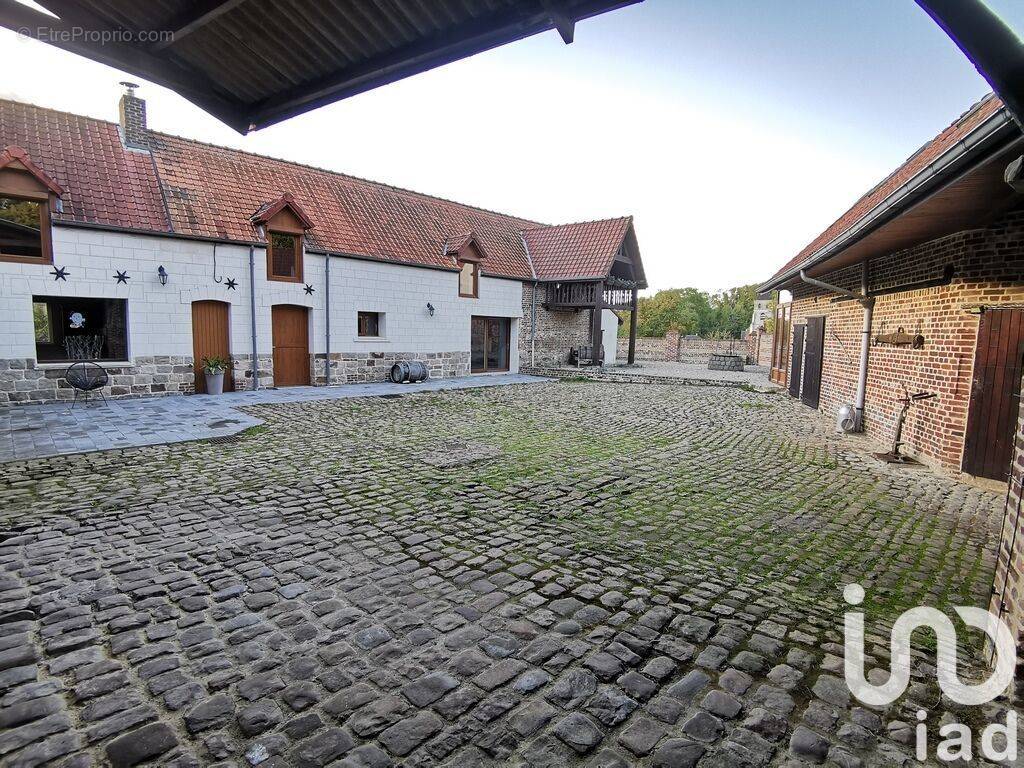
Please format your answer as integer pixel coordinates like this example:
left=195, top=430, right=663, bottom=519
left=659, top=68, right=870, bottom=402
left=426, top=302, right=435, bottom=316
left=157, top=265, right=168, bottom=285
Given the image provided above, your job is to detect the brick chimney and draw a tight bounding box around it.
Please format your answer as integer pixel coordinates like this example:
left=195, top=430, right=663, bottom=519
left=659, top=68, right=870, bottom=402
left=118, top=81, right=149, bottom=149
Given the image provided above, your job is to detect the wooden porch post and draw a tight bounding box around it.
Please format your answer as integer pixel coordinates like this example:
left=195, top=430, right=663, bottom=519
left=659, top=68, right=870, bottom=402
left=590, top=281, right=604, bottom=358
left=627, top=286, right=638, bottom=364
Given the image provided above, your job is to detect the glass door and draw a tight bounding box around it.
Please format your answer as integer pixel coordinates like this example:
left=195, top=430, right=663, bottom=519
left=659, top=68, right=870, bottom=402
left=471, top=316, right=510, bottom=373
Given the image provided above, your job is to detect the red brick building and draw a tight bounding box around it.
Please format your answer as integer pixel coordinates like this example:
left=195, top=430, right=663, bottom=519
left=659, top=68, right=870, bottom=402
left=762, top=94, right=1024, bottom=650
left=761, top=94, right=1024, bottom=482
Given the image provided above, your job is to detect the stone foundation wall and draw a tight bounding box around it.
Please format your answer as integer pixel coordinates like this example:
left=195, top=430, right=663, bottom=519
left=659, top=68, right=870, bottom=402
left=0, top=356, right=195, bottom=405
left=314, top=351, right=470, bottom=384
left=518, top=284, right=593, bottom=368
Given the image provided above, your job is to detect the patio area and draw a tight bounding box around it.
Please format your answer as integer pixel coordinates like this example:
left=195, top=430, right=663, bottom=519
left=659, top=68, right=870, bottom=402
left=0, top=374, right=547, bottom=462
left=0, top=379, right=1008, bottom=767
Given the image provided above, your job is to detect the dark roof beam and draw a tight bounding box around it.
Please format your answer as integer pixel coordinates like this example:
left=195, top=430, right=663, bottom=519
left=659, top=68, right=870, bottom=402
left=916, top=0, right=1024, bottom=130
left=247, top=0, right=640, bottom=130
left=152, top=0, right=250, bottom=51
left=0, top=0, right=250, bottom=131
left=542, top=0, right=575, bottom=43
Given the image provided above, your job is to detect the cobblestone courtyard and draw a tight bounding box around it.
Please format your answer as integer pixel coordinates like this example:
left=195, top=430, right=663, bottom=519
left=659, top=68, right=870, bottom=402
left=0, top=381, right=1013, bottom=767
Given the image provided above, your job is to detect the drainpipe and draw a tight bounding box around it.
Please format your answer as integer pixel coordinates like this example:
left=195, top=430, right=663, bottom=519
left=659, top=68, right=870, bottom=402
left=324, top=254, right=331, bottom=385
left=530, top=280, right=538, bottom=367
left=799, top=266, right=875, bottom=430
left=248, top=244, right=259, bottom=391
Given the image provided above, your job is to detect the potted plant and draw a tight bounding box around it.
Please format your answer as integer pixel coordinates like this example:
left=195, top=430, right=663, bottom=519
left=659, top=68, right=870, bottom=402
left=202, top=355, right=229, bottom=395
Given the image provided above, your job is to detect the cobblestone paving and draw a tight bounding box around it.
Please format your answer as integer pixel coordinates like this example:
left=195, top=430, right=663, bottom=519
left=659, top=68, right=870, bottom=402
left=0, top=381, right=1013, bottom=767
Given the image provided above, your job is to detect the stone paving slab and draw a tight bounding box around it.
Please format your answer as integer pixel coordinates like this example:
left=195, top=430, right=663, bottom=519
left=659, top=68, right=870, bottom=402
left=0, top=374, right=548, bottom=463
left=0, top=380, right=1013, bottom=767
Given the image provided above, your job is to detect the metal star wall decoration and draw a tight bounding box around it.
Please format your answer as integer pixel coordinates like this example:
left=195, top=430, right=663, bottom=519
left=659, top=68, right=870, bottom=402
left=51, top=266, right=69, bottom=281
left=114, top=270, right=130, bottom=284
left=225, top=277, right=238, bottom=290
left=304, top=284, right=315, bottom=295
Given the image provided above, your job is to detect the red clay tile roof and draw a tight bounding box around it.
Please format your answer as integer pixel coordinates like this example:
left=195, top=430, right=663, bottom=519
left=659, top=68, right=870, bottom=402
left=0, top=98, right=641, bottom=283
left=767, top=93, right=1006, bottom=285
left=0, top=101, right=168, bottom=232
left=524, top=217, right=633, bottom=280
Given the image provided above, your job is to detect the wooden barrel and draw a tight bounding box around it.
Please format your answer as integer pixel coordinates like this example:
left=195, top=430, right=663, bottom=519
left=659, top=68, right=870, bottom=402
left=406, top=361, right=429, bottom=382
left=389, top=362, right=409, bottom=383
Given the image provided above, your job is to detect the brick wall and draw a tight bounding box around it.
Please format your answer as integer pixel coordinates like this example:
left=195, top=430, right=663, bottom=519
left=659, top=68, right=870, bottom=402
left=787, top=207, right=1024, bottom=472
left=615, top=331, right=748, bottom=363
left=989, top=366, right=1024, bottom=667
left=518, top=283, right=593, bottom=367
left=746, top=330, right=774, bottom=367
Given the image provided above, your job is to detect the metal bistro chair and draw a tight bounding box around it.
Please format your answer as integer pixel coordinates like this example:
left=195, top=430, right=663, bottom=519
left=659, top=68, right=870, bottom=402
left=65, top=361, right=109, bottom=408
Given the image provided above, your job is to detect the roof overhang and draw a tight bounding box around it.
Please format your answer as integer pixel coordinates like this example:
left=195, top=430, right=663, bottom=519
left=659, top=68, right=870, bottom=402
left=0, top=0, right=641, bottom=134
left=761, top=110, right=1024, bottom=292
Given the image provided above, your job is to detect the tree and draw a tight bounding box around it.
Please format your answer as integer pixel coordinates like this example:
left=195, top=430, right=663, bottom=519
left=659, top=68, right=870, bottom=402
left=620, top=284, right=760, bottom=339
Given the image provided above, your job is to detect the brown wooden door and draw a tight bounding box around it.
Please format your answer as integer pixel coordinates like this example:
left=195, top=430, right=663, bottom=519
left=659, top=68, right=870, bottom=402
left=272, top=305, right=310, bottom=386
left=192, top=300, right=233, bottom=394
left=801, top=316, right=825, bottom=409
left=789, top=324, right=804, bottom=399
left=963, top=309, right=1024, bottom=480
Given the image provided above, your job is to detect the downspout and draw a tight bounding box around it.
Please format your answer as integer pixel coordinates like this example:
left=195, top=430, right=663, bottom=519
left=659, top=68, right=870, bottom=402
left=799, top=266, right=875, bottom=430
left=324, top=254, right=331, bottom=385
left=530, top=281, right=538, bottom=367
left=248, top=245, right=259, bottom=391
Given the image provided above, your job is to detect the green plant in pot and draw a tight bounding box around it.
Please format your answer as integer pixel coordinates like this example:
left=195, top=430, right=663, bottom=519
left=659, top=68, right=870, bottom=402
left=202, top=355, right=229, bottom=395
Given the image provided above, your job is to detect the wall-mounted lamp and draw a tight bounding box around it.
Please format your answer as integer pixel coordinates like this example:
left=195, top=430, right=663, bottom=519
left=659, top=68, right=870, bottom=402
left=157, top=265, right=169, bottom=286
left=426, top=302, right=435, bottom=317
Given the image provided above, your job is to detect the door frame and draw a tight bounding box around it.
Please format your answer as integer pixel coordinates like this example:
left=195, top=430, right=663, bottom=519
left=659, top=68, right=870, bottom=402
left=191, top=300, right=233, bottom=394
left=962, top=308, right=1024, bottom=480
left=788, top=324, right=805, bottom=399
left=801, top=316, right=826, bottom=409
left=271, top=304, right=311, bottom=387
left=471, top=316, right=511, bottom=374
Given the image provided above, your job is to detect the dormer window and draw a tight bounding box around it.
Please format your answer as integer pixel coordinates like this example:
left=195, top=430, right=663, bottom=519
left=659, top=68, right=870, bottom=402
left=446, top=231, right=487, bottom=299
left=458, top=260, right=479, bottom=298
left=269, top=231, right=301, bottom=281
left=250, top=192, right=314, bottom=284
left=0, top=145, right=63, bottom=265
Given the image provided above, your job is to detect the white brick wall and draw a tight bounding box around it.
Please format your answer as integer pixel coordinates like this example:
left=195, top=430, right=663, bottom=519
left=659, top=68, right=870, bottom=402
left=0, top=226, right=522, bottom=372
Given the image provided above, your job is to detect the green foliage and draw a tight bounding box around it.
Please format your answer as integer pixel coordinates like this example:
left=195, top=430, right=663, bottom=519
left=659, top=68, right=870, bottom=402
left=620, top=284, right=759, bottom=339
left=202, top=355, right=229, bottom=373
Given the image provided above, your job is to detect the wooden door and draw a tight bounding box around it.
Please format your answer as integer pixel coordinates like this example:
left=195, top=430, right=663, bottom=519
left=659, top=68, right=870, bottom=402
left=192, top=300, right=233, bottom=394
left=471, top=316, right=510, bottom=373
left=789, top=324, right=805, bottom=399
left=963, top=309, right=1024, bottom=480
left=272, top=305, right=310, bottom=386
left=801, top=316, right=825, bottom=409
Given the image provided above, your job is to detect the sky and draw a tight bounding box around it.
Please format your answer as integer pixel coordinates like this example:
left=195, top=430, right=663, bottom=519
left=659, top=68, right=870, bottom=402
left=2, top=0, right=1023, bottom=294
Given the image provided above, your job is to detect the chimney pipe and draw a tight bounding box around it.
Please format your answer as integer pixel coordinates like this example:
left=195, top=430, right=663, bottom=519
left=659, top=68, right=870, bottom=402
left=118, top=82, right=149, bottom=149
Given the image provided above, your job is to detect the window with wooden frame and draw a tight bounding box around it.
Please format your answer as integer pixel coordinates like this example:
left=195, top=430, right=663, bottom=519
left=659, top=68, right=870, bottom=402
left=0, top=147, right=61, bottom=265
left=357, top=311, right=382, bottom=338
left=268, top=230, right=302, bottom=281
left=458, top=260, right=479, bottom=298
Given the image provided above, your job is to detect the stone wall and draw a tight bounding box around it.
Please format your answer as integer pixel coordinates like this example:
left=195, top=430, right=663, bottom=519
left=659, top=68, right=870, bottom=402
left=0, top=356, right=195, bottom=404
left=518, top=283, right=593, bottom=367
left=989, top=365, right=1024, bottom=675
left=314, top=351, right=469, bottom=384
left=786, top=207, right=1024, bottom=472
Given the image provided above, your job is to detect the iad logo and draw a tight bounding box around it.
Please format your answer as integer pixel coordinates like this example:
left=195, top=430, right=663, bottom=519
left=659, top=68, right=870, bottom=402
left=842, top=584, right=1018, bottom=763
